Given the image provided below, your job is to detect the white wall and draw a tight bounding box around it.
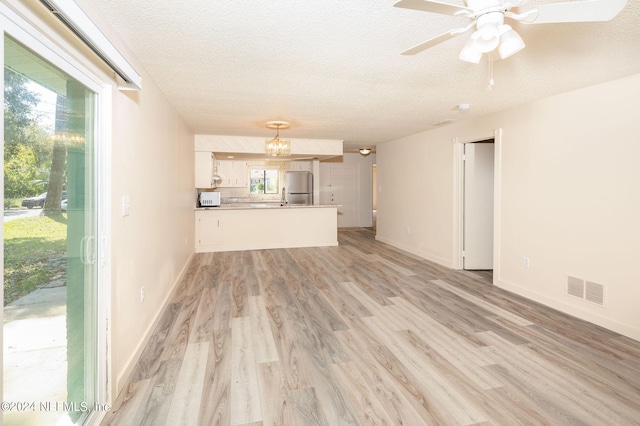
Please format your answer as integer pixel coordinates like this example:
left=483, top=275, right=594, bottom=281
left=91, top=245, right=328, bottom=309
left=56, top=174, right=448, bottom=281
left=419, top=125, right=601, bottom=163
left=377, top=73, right=640, bottom=341
left=110, top=79, right=194, bottom=396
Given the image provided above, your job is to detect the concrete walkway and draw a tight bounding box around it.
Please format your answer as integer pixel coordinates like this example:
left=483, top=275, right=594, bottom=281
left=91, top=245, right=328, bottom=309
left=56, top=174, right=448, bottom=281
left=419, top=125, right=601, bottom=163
left=3, top=280, right=67, bottom=425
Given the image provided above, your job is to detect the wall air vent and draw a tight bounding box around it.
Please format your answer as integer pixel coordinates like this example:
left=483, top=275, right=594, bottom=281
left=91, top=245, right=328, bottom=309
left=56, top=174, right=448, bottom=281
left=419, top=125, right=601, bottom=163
left=567, top=276, right=606, bottom=307
left=567, top=276, right=584, bottom=298
left=585, top=281, right=605, bottom=306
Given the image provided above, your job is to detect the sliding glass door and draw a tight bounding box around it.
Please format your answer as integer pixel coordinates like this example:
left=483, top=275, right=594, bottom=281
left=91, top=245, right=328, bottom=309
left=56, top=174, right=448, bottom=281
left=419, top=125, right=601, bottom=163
left=3, top=33, right=102, bottom=425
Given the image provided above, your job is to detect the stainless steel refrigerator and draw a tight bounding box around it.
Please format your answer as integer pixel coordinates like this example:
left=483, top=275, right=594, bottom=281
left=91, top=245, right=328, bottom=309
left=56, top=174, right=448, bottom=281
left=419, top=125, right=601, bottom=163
left=284, top=171, right=313, bottom=205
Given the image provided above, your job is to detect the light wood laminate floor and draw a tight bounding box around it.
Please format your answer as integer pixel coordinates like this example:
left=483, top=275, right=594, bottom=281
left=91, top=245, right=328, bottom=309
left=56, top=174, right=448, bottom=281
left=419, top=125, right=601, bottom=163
left=102, top=229, right=640, bottom=425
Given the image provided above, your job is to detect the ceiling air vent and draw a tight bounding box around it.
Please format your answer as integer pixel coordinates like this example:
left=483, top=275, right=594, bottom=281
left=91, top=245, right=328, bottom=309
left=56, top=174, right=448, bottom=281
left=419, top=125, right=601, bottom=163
left=431, top=119, right=454, bottom=127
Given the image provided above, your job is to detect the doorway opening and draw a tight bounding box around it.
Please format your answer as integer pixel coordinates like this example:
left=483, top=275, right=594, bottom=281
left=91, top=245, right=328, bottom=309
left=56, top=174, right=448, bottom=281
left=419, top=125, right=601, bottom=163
left=452, top=130, right=502, bottom=282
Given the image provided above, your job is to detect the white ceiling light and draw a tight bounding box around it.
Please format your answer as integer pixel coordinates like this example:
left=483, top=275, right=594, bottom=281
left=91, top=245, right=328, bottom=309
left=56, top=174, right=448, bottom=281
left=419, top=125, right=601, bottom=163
left=265, top=121, right=291, bottom=157
left=459, top=38, right=483, bottom=64
left=359, top=148, right=372, bottom=156
left=498, top=25, right=526, bottom=59
left=474, top=12, right=502, bottom=53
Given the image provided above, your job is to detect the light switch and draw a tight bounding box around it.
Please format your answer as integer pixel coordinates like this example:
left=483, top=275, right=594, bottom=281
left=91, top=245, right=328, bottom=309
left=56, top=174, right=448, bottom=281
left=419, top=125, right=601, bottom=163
left=122, top=195, right=131, bottom=217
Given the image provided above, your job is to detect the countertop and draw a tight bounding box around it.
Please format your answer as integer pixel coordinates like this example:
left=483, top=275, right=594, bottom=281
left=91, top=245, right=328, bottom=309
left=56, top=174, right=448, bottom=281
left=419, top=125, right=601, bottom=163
left=195, top=203, right=338, bottom=211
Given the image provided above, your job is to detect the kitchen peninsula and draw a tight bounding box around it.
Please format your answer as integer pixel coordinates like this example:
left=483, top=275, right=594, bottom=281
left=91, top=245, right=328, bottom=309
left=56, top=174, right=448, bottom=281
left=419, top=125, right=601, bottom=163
left=194, top=133, right=343, bottom=253
left=195, top=203, right=338, bottom=253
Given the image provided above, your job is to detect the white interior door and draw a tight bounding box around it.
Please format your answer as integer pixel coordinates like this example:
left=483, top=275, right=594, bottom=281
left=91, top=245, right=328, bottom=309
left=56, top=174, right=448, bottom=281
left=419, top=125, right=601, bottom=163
left=331, top=164, right=359, bottom=228
left=463, top=142, right=495, bottom=270
left=319, top=163, right=331, bottom=205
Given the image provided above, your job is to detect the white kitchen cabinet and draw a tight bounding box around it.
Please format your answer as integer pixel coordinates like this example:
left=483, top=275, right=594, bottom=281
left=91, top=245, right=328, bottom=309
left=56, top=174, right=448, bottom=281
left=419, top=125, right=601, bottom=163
left=216, top=160, right=248, bottom=187
left=284, top=161, right=311, bottom=172
left=195, top=210, right=225, bottom=250
left=194, top=151, right=216, bottom=188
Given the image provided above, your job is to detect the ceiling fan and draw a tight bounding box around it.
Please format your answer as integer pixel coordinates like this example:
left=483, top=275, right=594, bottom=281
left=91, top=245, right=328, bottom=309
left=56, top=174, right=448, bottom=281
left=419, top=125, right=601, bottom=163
left=394, top=0, right=628, bottom=63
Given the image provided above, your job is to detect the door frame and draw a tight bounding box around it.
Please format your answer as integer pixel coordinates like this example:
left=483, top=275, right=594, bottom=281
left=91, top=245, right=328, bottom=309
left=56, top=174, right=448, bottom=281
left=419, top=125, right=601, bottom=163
left=0, top=2, right=112, bottom=420
left=452, top=129, right=502, bottom=280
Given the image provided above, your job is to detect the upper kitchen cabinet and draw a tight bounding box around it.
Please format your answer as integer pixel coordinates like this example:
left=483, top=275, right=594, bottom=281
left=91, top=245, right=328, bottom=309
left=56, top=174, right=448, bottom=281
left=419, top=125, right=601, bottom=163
left=217, top=160, right=248, bottom=187
left=195, top=151, right=216, bottom=188
left=284, top=161, right=311, bottom=172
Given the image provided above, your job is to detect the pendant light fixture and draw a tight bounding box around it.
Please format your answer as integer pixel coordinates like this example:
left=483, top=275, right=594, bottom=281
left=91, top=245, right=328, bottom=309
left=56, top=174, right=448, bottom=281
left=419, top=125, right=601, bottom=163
left=265, top=121, right=291, bottom=157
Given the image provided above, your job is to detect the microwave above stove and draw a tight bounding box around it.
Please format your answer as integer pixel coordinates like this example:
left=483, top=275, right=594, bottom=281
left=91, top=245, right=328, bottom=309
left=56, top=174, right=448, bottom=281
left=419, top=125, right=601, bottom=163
left=199, top=191, right=220, bottom=207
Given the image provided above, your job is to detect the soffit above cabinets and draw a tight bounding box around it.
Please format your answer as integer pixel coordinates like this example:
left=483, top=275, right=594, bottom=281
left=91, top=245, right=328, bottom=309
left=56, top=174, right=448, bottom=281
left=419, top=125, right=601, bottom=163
left=195, top=134, right=343, bottom=161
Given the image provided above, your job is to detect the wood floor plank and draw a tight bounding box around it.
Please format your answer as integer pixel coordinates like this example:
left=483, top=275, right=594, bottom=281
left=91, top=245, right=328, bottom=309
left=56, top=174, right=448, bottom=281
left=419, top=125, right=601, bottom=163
left=190, top=288, right=215, bottom=343
left=431, top=278, right=534, bottom=327
left=160, top=291, right=201, bottom=361
left=330, top=361, right=397, bottom=425
left=165, top=341, right=209, bottom=425
left=479, top=330, right=639, bottom=425
left=198, top=328, right=232, bottom=425
left=289, top=387, right=331, bottom=426
left=100, top=379, right=150, bottom=426
left=248, top=295, right=279, bottom=364
left=389, top=297, right=502, bottom=383
left=133, top=359, right=183, bottom=426
left=212, top=281, right=233, bottom=331
left=260, top=295, right=312, bottom=391
left=256, top=361, right=295, bottom=426
left=105, top=228, right=640, bottom=426
left=333, top=329, right=431, bottom=425
left=230, top=317, right=262, bottom=425
left=364, top=315, right=490, bottom=425
left=127, top=303, right=182, bottom=382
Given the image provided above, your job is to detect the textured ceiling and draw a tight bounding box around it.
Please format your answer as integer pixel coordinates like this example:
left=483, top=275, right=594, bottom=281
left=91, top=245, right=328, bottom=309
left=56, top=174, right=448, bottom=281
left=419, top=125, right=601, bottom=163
left=85, top=0, right=640, bottom=152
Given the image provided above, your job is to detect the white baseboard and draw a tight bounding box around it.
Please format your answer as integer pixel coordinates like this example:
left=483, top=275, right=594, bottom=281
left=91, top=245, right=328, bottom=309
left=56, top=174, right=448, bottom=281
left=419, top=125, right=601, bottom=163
left=374, top=234, right=452, bottom=269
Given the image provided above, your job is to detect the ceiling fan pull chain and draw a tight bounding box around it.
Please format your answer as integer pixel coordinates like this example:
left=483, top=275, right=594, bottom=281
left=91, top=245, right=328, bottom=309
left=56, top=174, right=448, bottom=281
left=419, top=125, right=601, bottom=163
left=487, top=53, right=495, bottom=91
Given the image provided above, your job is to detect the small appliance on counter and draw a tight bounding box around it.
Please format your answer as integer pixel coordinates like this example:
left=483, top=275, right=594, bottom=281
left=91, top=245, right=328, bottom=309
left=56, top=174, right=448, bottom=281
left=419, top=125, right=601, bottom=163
left=198, top=191, right=221, bottom=207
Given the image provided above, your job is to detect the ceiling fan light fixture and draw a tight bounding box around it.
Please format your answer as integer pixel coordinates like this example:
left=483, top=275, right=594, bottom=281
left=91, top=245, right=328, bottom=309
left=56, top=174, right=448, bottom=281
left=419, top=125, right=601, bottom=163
left=459, top=37, right=482, bottom=63
left=473, top=12, right=503, bottom=53
left=498, top=25, right=525, bottom=59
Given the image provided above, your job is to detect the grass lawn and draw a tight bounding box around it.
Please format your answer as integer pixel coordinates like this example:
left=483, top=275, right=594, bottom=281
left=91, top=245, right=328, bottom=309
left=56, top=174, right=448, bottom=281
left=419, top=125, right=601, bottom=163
left=4, top=214, right=67, bottom=305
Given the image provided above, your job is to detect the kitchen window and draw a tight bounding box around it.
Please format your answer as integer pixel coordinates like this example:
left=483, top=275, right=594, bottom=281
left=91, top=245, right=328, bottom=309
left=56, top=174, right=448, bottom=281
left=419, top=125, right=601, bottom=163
left=249, top=168, right=279, bottom=195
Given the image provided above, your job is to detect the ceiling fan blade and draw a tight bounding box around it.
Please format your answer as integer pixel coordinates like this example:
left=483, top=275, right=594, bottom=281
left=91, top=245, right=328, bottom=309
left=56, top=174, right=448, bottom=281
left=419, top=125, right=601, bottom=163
left=393, top=0, right=474, bottom=17
left=525, top=0, right=627, bottom=24
left=401, top=28, right=467, bottom=55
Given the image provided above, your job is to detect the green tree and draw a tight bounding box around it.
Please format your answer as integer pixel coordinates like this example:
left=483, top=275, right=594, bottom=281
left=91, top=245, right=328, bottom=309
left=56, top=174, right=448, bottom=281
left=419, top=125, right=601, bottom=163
left=3, top=68, right=53, bottom=203
left=4, top=68, right=40, bottom=158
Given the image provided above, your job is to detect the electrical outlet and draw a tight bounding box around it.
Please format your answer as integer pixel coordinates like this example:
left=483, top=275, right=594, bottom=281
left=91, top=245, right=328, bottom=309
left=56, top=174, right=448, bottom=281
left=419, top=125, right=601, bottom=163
left=407, top=226, right=411, bottom=234
left=140, top=287, right=145, bottom=303
left=523, top=257, right=530, bottom=268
